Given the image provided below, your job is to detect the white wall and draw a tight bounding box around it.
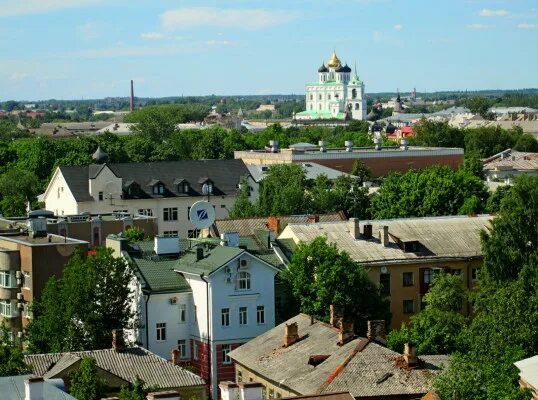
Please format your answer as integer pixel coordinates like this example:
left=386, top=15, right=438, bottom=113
left=44, top=169, right=79, bottom=216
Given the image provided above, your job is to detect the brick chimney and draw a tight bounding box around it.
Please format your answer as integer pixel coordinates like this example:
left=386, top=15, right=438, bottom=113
left=284, top=322, right=299, bottom=347
left=367, top=320, right=386, bottom=340
left=238, top=382, right=263, bottom=400
left=219, top=381, right=239, bottom=400
left=403, top=343, right=418, bottom=367
left=379, top=226, right=389, bottom=246
left=307, top=214, right=319, bottom=224
left=171, top=349, right=179, bottom=365
left=25, top=376, right=44, bottom=400
left=146, top=391, right=181, bottom=400
left=330, top=304, right=344, bottom=328
left=267, top=216, right=281, bottom=236
left=349, top=218, right=360, bottom=239
left=339, top=321, right=354, bottom=345
left=112, top=329, right=125, bottom=352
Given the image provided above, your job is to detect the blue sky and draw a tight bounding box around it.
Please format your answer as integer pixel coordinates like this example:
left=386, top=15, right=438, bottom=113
left=1, top=0, right=537, bottom=100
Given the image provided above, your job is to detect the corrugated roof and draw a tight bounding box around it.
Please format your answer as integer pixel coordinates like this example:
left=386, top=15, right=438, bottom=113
left=247, top=163, right=352, bottom=183
left=24, top=346, right=205, bottom=390
left=0, top=375, right=76, bottom=400
left=278, top=215, right=493, bottom=265
left=59, top=159, right=250, bottom=202
left=229, top=314, right=447, bottom=398
left=483, top=149, right=538, bottom=172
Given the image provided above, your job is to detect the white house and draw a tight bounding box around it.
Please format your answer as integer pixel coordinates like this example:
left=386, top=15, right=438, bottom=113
left=43, top=149, right=257, bottom=238
left=107, top=233, right=280, bottom=399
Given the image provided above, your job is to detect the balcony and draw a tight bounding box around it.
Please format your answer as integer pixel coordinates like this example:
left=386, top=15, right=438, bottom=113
left=0, top=250, right=20, bottom=272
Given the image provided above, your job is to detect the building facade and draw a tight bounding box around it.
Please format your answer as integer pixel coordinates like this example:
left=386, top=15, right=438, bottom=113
left=296, top=52, right=366, bottom=121
left=107, top=235, right=280, bottom=399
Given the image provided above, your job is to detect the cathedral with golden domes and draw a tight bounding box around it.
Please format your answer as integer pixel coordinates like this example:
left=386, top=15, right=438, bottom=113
left=295, top=51, right=366, bottom=121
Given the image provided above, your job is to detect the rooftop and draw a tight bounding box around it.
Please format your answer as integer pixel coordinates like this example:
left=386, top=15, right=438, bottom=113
left=0, top=375, right=75, bottom=400
left=483, top=149, right=538, bottom=172
left=278, top=215, right=493, bottom=265
left=0, top=233, right=88, bottom=247
left=229, top=314, right=447, bottom=398
left=515, top=355, right=538, bottom=390
left=247, top=163, right=353, bottom=183
left=24, top=346, right=205, bottom=390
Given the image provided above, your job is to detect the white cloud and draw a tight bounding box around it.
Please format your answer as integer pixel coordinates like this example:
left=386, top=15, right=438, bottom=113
left=205, top=40, right=233, bottom=46
left=78, top=22, right=100, bottom=40
left=9, top=72, right=27, bottom=82
left=479, top=8, right=509, bottom=17
left=518, top=23, right=538, bottom=29
left=467, top=23, right=495, bottom=30
left=161, top=7, right=299, bottom=30
left=140, top=32, right=166, bottom=40
left=0, top=0, right=104, bottom=18
left=393, top=24, right=403, bottom=31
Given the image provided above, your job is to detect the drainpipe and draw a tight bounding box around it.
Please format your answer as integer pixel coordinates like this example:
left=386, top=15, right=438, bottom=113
left=200, top=273, right=211, bottom=397
left=144, top=293, right=151, bottom=351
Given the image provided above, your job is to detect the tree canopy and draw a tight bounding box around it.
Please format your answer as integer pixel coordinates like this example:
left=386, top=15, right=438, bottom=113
left=0, top=326, right=30, bottom=377
left=69, top=357, right=107, bottom=400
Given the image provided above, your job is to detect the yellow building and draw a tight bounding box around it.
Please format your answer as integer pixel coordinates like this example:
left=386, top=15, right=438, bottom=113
left=277, top=215, right=493, bottom=329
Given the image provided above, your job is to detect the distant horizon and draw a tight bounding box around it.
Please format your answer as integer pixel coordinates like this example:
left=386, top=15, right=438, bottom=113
left=1, top=0, right=537, bottom=101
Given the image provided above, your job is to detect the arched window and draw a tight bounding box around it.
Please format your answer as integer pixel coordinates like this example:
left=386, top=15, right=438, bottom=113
left=238, top=271, right=251, bottom=290
left=352, top=89, right=357, bottom=99
left=355, top=103, right=360, bottom=110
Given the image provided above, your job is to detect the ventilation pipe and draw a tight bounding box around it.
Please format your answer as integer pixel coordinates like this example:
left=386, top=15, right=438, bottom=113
left=318, top=140, right=327, bottom=153
left=374, top=137, right=382, bottom=151
left=400, top=139, right=409, bottom=150
left=269, top=140, right=279, bottom=153
left=345, top=140, right=353, bottom=152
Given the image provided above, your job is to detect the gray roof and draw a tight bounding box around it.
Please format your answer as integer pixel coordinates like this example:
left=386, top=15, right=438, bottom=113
left=0, top=375, right=76, bottom=400
left=229, top=314, right=447, bottom=398
left=278, top=215, right=493, bottom=265
left=59, top=159, right=251, bottom=202
left=24, top=346, right=205, bottom=390
left=483, top=149, right=538, bottom=172
left=247, top=163, right=352, bottom=183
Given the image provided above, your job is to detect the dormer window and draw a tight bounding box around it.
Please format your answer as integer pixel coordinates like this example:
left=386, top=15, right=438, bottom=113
left=182, top=182, right=189, bottom=193
left=152, top=183, right=164, bottom=195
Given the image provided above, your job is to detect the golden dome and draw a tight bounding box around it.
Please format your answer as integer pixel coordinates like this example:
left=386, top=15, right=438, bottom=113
left=327, top=51, right=341, bottom=68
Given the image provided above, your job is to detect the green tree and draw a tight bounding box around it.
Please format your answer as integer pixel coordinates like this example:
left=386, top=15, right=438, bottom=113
left=465, top=96, right=493, bottom=118
left=0, top=325, right=30, bottom=376
left=228, top=177, right=257, bottom=219
left=486, top=185, right=511, bottom=213
left=285, top=237, right=390, bottom=334
left=0, top=169, right=40, bottom=199
left=257, top=164, right=308, bottom=216
left=118, top=376, right=146, bottom=400
left=350, top=159, right=372, bottom=185
left=27, top=248, right=134, bottom=353
left=124, top=227, right=146, bottom=242
left=410, top=119, right=464, bottom=148
left=513, top=133, right=538, bottom=152
left=69, top=357, right=106, bottom=400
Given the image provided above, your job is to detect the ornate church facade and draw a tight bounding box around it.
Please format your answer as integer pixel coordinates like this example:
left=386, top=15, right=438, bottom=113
left=296, top=51, right=367, bottom=121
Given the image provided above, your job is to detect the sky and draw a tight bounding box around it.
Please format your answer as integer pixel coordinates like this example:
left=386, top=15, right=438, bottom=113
left=1, top=0, right=537, bottom=101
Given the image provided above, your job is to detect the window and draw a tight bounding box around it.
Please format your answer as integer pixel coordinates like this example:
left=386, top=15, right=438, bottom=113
left=403, top=300, right=415, bottom=314
left=163, top=207, right=178, bottom=221
left=239, top=306, right=248, bottom=325
left=221, top=308, right=230, bottom=327
left=163, top=231, right=178, bottom=237
left=237, top=371, right=243, bottom=382
left=319, top=94, right=322, bottom=100
left=328, top=94, right=331, bottom=100
left=188, top=229, right=200, bottom=238
left=156, top=323, right=166, bottom=341
left=178, top=339, right=187, bottom=358
left=0, top=272, right=12, bottom=288
left=153, top=184, right=164, bottom=195
left=98, top=191, right=104, bottom=201
left=423, top=269, right=432, bottom=284
left=193, top=342, right=199, bottom=360
left=403, top=272, right=414, bottom=287
left=380, top=273, right=391, bottom=296
left=193, top=305, right=197, bottom=322
left=309, top=94, right=313, bottom=100
left=222, top=344, right=232, bottom=364
left=23, top=272, right=30, bottom=289
left=0, top=300, right=12, bottom=317
left=257, top=305, right=265, bottom=324
left=179, top=304, right=186, bottom=323
left=471, top=268, right=478, bottom=281
left=238, top=271, right=251, bottom=290
left=182, top=183, right=189, bottom=193
left=221, top=204, right=226, bottom=208
left=138, top=209, right=153, bottom=217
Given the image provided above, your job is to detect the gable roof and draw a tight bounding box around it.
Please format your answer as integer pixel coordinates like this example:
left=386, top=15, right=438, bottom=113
left=229, top=314, right=447, bottom=398
left=483, top=149, right=538, bottom=172
left=58, top=159, right=251, bottom=202
left=0, top=375, right=76, bottom=400
left=24, top=346, right=205, bottom=390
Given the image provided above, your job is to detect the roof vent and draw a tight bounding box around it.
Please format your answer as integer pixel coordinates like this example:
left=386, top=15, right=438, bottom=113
left=308, top=354, right=330, bottom=366
left=345, top=140, right=353, bottom=152
left=374, top=137, right=382, bottom=151
left=27, top=217, right=47, bottom=238
left=318, top=140, right=327, bottom=153
left=154, top=235, right=180, bottom=255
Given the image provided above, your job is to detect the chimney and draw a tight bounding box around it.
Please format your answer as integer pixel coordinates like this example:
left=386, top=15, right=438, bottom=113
left=219, top=381, right=239, bottom=400
left=330, top=304, right=344, bottom=328
left=130, top=80, right=134, bottom=112
left=284, top=322, right=299, bottom=347
left=196, top=246, right=204, bottom=261
left=403, top=343, right=418, bottom=367
left=238, top=382, right=263, bottom=400
left=318, top=140, right=327, bottom=152
left=349, top=218, right=360, bottom=239
left=269, top=140, right=279, bottom=153
left=363, top=223, right=373, bottom=239
left=146, top=391, right=181, bottom=400
left=112, top=329, right=125, bottom=352
left=367, top=320, right=386, bottom=340
left=338, top=321, right=354, bottom=345
left=25, top=376, right=44, bottom=400
left=345, top=140, right=353, bottom=152
left=266, top=216, right=281, bottom=236
left=374, top=137, right=382, bottom=151
left=379, top=226, right=389, bottom=246
left=400, top=139, right=408, bottom=150
left=307, top=214, right=319, bottom=224
left=171, top=349, right=179, bottom=365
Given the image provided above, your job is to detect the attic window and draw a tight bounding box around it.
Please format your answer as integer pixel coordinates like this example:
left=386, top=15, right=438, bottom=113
left=308, top=355, right=330, bottom=367
left=401, top=240, right=420, bottom=253
left=181, top=182, right=189, bottom=194
left=153, top=184, right=164, bottom=195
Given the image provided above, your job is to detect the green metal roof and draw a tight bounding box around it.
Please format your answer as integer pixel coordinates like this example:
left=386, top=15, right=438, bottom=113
left=296, top=110, right=346, bottom=120
left=175, top=245, right=244, bottom=276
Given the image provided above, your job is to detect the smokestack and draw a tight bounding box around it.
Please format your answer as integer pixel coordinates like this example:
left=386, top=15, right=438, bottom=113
left=130, top=80, right=134, bottom=112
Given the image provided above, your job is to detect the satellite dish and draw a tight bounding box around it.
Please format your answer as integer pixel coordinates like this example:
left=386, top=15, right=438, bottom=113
left=189, top=201, right=216, bottom=229
left=380, top=266, right=388, bottom=274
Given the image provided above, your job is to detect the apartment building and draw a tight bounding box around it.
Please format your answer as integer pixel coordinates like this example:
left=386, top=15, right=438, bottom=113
left=277, top=215, right=493, bottom=328
left=107, top=233, right=280, bottom=399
